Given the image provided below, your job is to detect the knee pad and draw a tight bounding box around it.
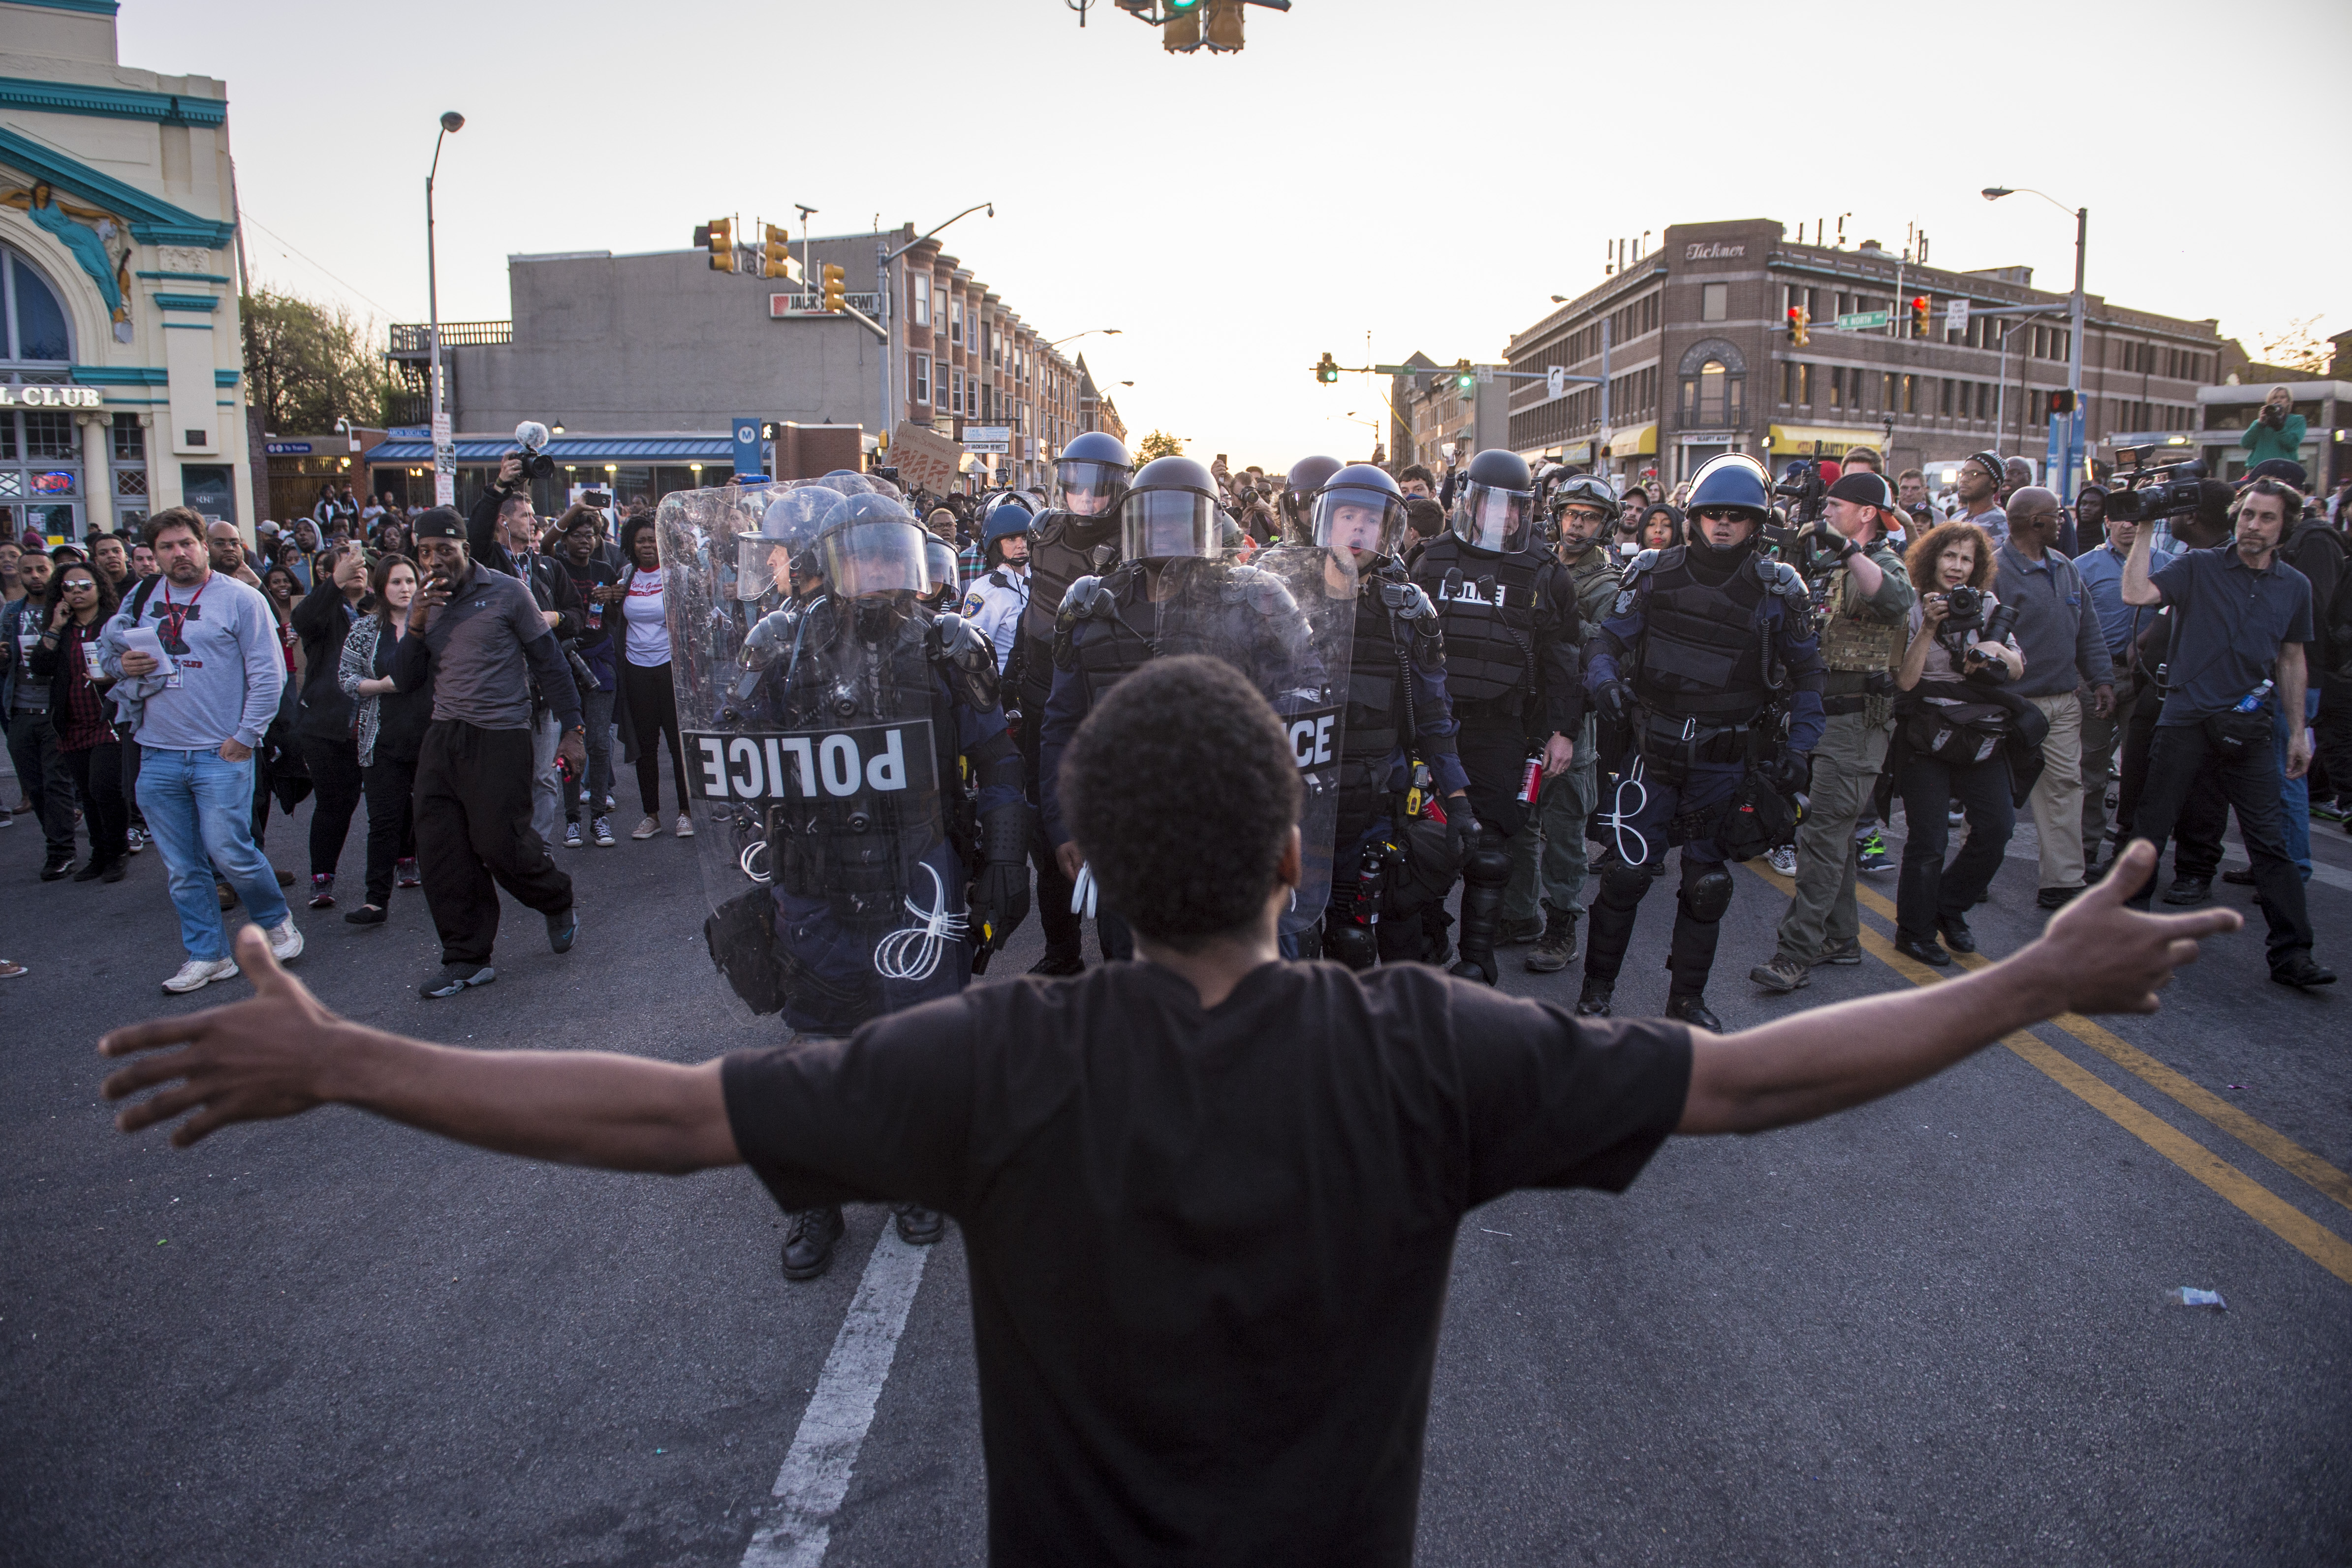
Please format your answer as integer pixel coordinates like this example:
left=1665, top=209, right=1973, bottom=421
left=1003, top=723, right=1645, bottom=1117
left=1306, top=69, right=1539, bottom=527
left=1325, top=919, right=1377, bottom=971
left=1678, top=863, right=1734, bottom=922
left=1461, top=841, right=1512, bottom=888
left=1598, top=859, right=1652, bottom=907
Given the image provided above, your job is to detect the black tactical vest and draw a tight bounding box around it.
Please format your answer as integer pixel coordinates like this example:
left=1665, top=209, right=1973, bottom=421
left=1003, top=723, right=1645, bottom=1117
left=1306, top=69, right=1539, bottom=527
left=1411, top=534, right=1542, bottom=706
left=1018, top=510, right=1119, bottom=697
left=1630, top=546, right=1773, bottom=721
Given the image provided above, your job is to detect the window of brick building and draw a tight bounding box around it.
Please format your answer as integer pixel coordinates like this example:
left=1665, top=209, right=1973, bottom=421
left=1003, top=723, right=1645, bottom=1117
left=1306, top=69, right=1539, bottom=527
left=1700, top=282, right=1727, bottom=322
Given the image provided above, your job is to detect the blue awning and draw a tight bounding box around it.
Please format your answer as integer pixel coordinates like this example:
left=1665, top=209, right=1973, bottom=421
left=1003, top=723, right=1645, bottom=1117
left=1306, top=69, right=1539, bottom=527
left=360, top=435, right=736, bottom=464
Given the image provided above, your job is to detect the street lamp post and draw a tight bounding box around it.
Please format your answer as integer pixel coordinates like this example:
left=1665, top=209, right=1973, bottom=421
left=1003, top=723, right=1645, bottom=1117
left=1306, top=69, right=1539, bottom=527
left=1048, top=328, right=1122, bottom=349
left=425, top=110, right=464, bottom=506
left=1983, top=187, right=2086, bottom=501
left=876, top=203, right=994, bottom=460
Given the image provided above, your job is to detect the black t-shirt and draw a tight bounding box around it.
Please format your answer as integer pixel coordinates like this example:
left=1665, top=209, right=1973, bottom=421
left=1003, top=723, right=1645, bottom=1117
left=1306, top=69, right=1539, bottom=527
left=722, top=959, right=1691, bottom=1566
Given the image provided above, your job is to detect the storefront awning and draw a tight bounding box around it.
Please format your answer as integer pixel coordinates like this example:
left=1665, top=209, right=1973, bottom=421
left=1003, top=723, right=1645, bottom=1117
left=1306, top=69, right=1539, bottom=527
left=1599, top=424, right=1656, bottom=457
left=359, top=435, right=735, bottom=465
left=1764, top=424, right=1879, bottom=457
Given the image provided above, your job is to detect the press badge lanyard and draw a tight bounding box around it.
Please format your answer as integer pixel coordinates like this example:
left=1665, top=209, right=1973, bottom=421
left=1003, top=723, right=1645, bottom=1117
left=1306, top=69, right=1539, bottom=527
left=157, top=575, right=208, bottom=687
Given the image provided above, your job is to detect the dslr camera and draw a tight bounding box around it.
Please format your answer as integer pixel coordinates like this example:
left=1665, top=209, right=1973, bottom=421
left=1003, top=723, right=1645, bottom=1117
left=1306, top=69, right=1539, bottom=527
left=510, top=420, right=556, bottom=482
left=2102, top=447, right=2205, bottom=525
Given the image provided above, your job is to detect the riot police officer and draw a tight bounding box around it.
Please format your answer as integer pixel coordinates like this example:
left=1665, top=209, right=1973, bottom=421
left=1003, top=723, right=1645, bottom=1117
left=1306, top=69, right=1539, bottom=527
left=1039, top=455, right=1338, bottom=961
left=1408, top=447, right=1582, bottom=984
left=1580, top=454, right=1825, bottom=1028
left=1309, top=464, right=1474, bottom=970
left=719, top=491, right=1031, bottom=1278
left=959, top=501, right=1033, bottom=674
left=1524, top=473, right=1626, bottom=972
left=1014, top=430, right=1132, bottom=974
left=1278, top=455, right=1345, bottom=545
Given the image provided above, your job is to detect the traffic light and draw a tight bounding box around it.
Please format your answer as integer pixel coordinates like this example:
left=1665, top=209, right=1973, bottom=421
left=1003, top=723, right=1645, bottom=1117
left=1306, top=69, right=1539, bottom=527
left=1911, top=294, right=1931, bottom=336
left=2047, top=389, right=2077, bottom=415
left=1788, top=305, right=1810, bottom=346
left=1163, top=0, right=1201, bottom=50
left=1314, top=352, right=1339, bottom=384
left=1203, top=0, right=1244, bottom=51
left=706, top=217, right=734, bottom=273
left=1454, top=358, right=1475, bottom=390
left=761, top=224, right=800, bottom=283
left=820, top=263, right=847, bottom=313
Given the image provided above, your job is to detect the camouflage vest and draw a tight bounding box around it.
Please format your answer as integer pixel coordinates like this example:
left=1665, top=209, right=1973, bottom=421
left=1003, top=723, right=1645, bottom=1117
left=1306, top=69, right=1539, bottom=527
left=1818, top=549, right=1907, bottom=675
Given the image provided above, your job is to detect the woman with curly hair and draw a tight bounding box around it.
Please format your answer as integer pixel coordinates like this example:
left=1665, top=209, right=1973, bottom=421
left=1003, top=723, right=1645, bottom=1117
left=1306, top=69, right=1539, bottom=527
left=1890, top=521, right=2025, bottom=966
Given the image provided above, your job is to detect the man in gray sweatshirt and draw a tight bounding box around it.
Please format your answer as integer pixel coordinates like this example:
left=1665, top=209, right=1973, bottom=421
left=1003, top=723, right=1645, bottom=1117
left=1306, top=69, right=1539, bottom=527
left=99, top=508, right=304, bottom=993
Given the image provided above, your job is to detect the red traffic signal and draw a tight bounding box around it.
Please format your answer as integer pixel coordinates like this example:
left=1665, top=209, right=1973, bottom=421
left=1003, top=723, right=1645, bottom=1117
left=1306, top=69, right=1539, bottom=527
left=1788, top=305, right=1810, bottom=346
left=1911, top=295, right=1931, bottom=334
left=2046, top=389, right=2077, bottom=415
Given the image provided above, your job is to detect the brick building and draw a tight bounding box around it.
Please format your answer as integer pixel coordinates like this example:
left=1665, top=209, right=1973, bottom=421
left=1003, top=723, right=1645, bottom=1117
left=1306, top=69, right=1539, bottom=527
left=1502, top=217, right=2235, bottom=494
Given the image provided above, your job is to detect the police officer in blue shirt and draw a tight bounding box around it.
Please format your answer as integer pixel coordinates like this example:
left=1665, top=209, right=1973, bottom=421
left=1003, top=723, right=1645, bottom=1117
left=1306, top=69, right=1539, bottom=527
left=1582, top=454, right=1825, bottom=1028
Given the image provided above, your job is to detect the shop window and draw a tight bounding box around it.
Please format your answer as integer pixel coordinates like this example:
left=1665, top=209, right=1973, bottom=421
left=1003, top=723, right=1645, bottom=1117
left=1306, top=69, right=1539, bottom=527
left=112, top=412, right=146, bottom=461
left=23, top=410, right=74, bottom=459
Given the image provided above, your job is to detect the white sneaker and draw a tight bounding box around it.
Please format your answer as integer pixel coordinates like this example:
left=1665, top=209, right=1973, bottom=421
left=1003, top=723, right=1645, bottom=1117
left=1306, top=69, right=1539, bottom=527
left=1767, top=846, right=1798, bottom=876
left=163, top=956, right=238, bottom=994
left=265, top=918, right=304, bottom=963
left=674, top=813, right=694, bottom=839
left=631, top=815, right=660, bottom=840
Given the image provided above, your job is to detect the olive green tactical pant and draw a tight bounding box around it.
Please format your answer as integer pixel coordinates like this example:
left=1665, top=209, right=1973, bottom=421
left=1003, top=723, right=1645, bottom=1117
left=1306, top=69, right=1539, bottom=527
left=1771, top=711, right=1891, bottom=965
left=1509, top=717, right=1599, bottom=924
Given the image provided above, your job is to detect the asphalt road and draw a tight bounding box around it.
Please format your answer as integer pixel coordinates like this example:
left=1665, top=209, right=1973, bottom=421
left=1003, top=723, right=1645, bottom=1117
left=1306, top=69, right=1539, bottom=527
left=3, top=767, right=2348, bottom=1567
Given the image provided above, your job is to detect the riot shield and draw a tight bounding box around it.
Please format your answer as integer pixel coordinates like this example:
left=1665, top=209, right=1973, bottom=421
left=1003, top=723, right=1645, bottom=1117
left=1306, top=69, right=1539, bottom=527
left=1248, top=545, right=1354, bottom=936
left=662, top=482, right=967, bottom=1036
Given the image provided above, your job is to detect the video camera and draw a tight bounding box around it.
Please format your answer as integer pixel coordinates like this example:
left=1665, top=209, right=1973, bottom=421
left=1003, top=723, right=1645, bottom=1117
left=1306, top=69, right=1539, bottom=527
left=510, top=420, right=556, bottom=482
left=2102, top=447, right=2205, bottom=525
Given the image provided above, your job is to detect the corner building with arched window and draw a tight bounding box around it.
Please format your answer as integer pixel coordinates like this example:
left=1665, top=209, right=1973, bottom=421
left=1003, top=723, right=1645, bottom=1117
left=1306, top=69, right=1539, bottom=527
left=1504, top=217, right=2238, bottom=494
left=0, top=0, right=250, bottom=544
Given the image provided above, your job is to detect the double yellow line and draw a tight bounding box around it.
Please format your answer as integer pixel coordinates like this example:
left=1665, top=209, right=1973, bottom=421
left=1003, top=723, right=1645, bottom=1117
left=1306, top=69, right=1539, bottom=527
left=1744, top=862, right=2352, bottom=1286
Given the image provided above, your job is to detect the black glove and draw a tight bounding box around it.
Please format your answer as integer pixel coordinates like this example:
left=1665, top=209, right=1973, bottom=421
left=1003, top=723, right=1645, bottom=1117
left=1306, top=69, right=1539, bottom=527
left=971, top=803, right=1032, bottom=949
left=1811, top=518, right=1860, bottom=563
left=1445, top=802, right=1480, bottom=867
left=1596, top=679, right=1633, bottom=726
left=1763, top=750, right=1813, bottom=797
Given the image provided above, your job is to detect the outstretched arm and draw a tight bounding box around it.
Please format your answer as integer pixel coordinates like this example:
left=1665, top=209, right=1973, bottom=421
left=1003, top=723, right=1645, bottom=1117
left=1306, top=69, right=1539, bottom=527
left=1678, top=841, right=2239, bottom=1134
left=100, top=927, right=738, bottom=1171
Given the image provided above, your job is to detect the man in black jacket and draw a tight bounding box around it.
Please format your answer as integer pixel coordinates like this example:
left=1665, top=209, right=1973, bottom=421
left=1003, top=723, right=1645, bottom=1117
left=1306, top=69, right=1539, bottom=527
left=394, top=507, right=586, bottom=999
left=470, top=460, right=585, bottom=849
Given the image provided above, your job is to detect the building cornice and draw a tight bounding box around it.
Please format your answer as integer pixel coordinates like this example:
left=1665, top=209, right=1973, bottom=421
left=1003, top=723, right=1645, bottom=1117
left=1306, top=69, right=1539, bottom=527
left=0, top=75, right=225, bottom=126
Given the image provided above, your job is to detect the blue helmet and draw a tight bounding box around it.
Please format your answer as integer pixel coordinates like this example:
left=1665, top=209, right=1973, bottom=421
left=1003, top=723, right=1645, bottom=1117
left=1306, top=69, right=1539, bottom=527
left=1310, top=463, right=1407, bottom=557
left=1055, top=431, right=1132, bottom=519
left=983, top=502, right=1031, bottom=557
left=1684, top=454, right=1774, bottom=520
left=1280, top=455, right=1344, bottom=535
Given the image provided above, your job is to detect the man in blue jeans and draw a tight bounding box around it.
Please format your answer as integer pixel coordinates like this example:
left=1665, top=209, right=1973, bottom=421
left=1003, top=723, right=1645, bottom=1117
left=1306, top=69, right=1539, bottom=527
left=98, top=508, right=304, bottom=993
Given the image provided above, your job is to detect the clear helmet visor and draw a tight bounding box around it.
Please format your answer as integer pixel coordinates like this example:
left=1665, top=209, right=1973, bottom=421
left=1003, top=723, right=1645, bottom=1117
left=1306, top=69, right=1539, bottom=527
left=817, top=520, right=934, bottom=599
left=1312, top=487, right=1407, bottom=555
left=922, top=537, right=958, bottom=601
left=1120, top=489, right=1219, bottom=562
left=735, top=533, right=799, bottom=600
left=1453, top=481, right=1533, bottom=553
left=1057, top=459, right=1129, bottom=518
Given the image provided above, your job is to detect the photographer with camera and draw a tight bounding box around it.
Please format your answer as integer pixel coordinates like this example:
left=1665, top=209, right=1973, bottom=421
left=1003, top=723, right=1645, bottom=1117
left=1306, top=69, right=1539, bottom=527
left=1890, top=522, right=2026, bottom=966
left=1751, top=471, right=1914, bottom=993
left=1997, top=489, right=2114, bottom=910
left=2242, top=387, right=2306, bottom=473
left=2118, top=477, right=2332, bottom=988
left=393, top=508, right=586, bottom=1000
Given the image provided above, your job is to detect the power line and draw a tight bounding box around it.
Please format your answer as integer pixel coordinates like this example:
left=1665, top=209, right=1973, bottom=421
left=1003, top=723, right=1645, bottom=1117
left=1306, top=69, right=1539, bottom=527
left=238, top=210, right=401, bottom=318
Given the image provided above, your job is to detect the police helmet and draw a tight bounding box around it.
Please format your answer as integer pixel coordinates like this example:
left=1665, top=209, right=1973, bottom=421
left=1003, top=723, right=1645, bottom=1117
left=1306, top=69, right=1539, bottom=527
left=1311, top=463, right=1407, bottom=557
left=738, top=486, right=848, bottom=597
left=814, top=494, right=934, bottom=599
left=1055, top=431, right=1132, bottom=520
left=816, top=469, right=875, bottom=497
left=1280, top=455, right=1345, bottom=531
left=1451, top=447, right=1535, bottom=554
left=921, top=534, right=960, bottom=608
left=982, top=502, right=1031, bottom=566
left=1684, top=453, right=1774, bottom=522
left=1118, top=455, right=1222, bottom=563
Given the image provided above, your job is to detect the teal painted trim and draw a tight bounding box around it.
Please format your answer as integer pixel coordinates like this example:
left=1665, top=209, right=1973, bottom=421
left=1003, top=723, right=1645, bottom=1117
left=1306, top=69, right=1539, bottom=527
left=213, top=369, right=238, bottom=386
left=160, top=321, right=212, bottom=331
left=134, top=270, right=231, bottom=284
left=102, top=397, right=167, bottom=406
left=0, top=126, right=235, bottom=248
left=3, top=1, right=122, bottom=14
left=0, top=77, right=223, bottom=128
left=71, top=364, right=167, bottom=386
left=152, top=292, right=219, bottom=312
